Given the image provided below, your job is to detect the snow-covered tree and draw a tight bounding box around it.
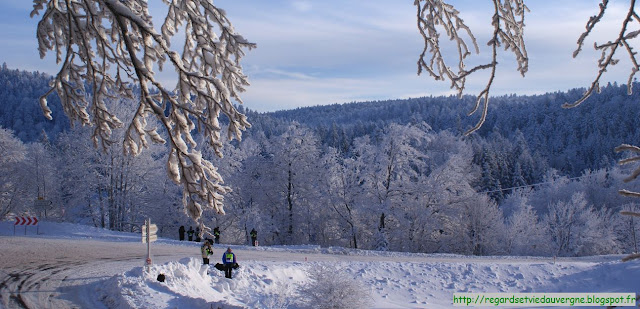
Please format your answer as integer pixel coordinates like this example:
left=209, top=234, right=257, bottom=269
left=527, top=170, right=581, bottom=215
left=462, top=194, right=506, bottom=256
left=544, top=192, right=618, bottom=256
left=0, top=129, right=61, bottom=220
left=357, top=123, right=431, bottom=250
left=615, top=203, right=640, bottom=255
left=400, top=131, right=478, bottom=253
left=56, top=97, right=176, bottom=231
left=272, top=124, right=324, bottom=245
left=24, top=140, right=64, bottom=219
left=32, top=0, right=255, bottom=229
left=504, top=191, right=548, bottom=256
left=0, top=127, right=29, bottom=219
left=202, top=131, right=264, bottom=243
left=325, top=151, right=367, bottom=249
left=414, top=0, right=639, bottom=135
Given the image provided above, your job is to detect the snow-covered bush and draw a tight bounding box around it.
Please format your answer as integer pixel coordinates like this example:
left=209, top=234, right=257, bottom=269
left=297, top=264, right=371, bottom=309
left=260, top=281, right=295, bottom=309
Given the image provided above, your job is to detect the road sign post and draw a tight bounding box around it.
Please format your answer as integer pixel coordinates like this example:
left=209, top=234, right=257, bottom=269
left=34, top=199, right=52, bottom=218
left=142, top=218, right=158, bottom=272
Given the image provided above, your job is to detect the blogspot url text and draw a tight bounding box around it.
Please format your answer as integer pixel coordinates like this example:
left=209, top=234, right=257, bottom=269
left=453, top=293, right=637, bottom=307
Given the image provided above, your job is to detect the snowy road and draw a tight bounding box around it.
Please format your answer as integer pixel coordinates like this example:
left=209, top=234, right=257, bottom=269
left=0, top=237, right=193, bottom=308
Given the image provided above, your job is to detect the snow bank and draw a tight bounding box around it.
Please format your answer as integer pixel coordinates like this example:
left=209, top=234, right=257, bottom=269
left=97, top=257, right=640, bottom=308
left=99, top=258, right=312, bottom=308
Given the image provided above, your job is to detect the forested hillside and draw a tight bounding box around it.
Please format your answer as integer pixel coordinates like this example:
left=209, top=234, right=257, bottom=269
left=1, top=65, right=639, bottom=257
left=268, top=83, right=640, bottom=177
left=0, top=64, right=68, bottom=141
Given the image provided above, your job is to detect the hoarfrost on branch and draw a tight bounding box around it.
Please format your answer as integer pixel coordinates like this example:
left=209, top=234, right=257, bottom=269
left=415, top=0, right=529, bottom=135
left=31, top=0, right=256, bottom=229
left=564, top=0, right=640, bottom=108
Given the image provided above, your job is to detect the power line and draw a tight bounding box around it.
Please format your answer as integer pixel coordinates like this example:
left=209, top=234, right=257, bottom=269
left=480, top=175, right=594, bottom=194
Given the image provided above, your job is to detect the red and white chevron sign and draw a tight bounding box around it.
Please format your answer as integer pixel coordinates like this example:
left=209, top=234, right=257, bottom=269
left=14, top=217, right=39, bottom=225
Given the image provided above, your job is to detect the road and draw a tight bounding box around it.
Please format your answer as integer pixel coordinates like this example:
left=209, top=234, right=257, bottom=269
left=0, top=237, right=207, bottom=309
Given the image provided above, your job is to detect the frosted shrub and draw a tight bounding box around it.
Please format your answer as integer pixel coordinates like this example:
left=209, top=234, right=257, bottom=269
left=297, top=264, right=371, bottom=309
left=261, top=282, right=294, bottom=309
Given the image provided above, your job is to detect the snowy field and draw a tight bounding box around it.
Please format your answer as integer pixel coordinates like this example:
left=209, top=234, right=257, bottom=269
left=0, top=221, right=639, bottom=308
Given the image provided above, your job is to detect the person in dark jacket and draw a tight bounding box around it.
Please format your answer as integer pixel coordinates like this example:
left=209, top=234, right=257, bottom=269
left=187, top=226, right=195, bottom=241
left=213, top=227, right=221, bottom=244
left=250, top=228, right=258, bottom=246
left=222, top=247, right=237, bottom=279
left=205, top=237, right=214, bottom=246
left=195, top=227, right=201, bottom=242
left=179, top=225, right=185, bottom=241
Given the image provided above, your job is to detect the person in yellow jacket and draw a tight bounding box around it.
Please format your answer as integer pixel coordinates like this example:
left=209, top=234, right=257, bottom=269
left=201, top=240, right=213, bottom=265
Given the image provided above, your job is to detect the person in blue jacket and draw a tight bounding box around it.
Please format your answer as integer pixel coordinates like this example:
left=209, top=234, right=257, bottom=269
left=222, top=247, right=237, bottom=279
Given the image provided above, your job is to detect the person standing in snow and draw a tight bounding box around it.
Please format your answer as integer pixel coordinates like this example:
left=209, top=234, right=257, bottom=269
left=222, top=247, right=237, bottom=279
left=213, top=226, right=221, bottom=244
left=201, top=240, right=213, bottom=265
left=250, top=228, right=258, bottom=246
left=195, top=227, right=201, bottom=242
left=187, top=226, right=195, bottom=241
left=179, top=225, right=185, bottom=241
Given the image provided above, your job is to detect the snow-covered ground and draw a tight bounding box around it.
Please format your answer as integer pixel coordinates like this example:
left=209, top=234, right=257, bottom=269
left=1, top=221, right=638, bottom=308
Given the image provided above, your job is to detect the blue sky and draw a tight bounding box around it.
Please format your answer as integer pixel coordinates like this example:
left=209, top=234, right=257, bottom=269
left=0, top=1, right=635, bottom=112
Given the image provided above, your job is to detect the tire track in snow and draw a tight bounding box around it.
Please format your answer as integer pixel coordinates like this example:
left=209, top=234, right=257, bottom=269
left=0, top=237, right=196, bottom=308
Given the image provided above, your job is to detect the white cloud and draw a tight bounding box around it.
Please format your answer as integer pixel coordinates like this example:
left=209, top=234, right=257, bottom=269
left=241, top=72, right=445, bottom=112
left=291, top=1, right=312, bottom=13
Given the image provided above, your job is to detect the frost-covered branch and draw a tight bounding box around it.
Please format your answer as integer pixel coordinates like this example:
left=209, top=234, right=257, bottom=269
left=415, top=0, right=528, bottom=135
left=31, top=0, right=255, bottom=227
left=620, top=210, right=640, bottom=262
left=616, top=147, right=640, bottom=262
left=616, top=144, right=640, bottom=195
left=564, top=0, right=640, bottom=108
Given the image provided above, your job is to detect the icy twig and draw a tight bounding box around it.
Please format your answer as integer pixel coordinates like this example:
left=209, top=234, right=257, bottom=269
left=565, top=0, right=640, bottom=108
left=415, top=0, right=528, bottom=135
